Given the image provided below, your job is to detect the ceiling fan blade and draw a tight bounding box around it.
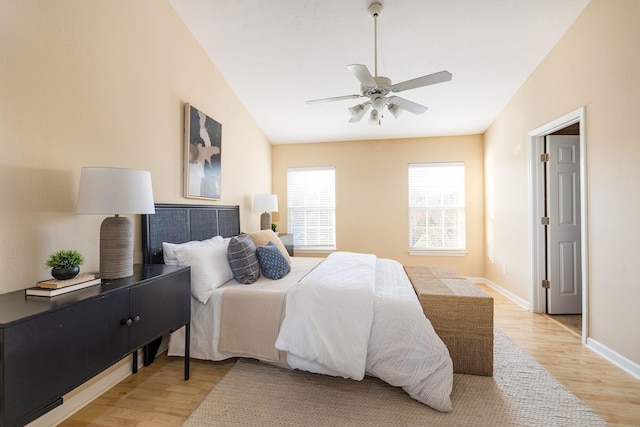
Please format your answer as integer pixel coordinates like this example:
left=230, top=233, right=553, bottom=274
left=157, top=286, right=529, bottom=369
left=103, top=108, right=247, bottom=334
left=388, top=96, right=428, bottom=115
left=391, top=70, right=452, bottom=93
left=347, top=64, right=377, bottom=88
left=306, top=94, right=362, bottom=105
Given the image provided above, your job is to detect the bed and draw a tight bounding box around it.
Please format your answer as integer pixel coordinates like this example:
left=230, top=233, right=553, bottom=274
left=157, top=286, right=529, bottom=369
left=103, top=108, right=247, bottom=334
left=142, top=204, right=453, bottom=412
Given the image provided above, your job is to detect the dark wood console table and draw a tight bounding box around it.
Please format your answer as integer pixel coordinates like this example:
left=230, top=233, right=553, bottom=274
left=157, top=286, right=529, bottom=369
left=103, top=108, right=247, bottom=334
left=0, top=264, right=190, bottom=427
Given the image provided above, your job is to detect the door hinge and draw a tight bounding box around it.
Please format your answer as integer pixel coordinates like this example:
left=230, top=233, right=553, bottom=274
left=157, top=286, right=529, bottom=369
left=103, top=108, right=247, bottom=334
left=542, top=279, right=550, bottom=289
left=541, top=153, right=550, bottom=162
left=541, top=217, right=550, bottom=225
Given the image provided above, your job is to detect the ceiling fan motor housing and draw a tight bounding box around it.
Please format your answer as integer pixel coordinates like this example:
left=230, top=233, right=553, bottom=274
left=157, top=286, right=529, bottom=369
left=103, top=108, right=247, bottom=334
left=363, top=76, right=391, bottom=97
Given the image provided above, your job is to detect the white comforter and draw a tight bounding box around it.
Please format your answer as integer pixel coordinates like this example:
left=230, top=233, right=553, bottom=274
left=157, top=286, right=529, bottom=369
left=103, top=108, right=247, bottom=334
left=275, top=252, right=377, bottom=380
left=276, top=252, right=453, bottom=412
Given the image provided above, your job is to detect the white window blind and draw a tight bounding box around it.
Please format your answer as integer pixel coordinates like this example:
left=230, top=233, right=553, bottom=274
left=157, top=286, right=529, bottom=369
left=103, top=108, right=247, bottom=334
left=408, top=162, right=466, bottom=252
left=287, top=167, right=336, bottom=249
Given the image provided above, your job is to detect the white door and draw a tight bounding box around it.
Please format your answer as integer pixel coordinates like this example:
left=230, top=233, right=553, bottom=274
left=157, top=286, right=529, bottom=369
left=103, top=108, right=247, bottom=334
left=546, top=135, right=582, bottom=314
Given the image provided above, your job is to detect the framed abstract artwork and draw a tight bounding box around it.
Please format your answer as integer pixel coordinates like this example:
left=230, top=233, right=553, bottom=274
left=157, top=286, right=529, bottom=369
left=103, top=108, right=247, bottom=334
left=184, top=103, right=222, bottom=200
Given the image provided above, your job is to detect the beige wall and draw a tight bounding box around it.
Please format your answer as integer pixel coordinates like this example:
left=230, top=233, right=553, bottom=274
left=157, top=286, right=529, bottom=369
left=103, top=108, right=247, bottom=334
left=0, top=0, right=272, bottom=294
left=484, top=0, right=640, bottom=364
left=273, top=135, right=485, bottom=276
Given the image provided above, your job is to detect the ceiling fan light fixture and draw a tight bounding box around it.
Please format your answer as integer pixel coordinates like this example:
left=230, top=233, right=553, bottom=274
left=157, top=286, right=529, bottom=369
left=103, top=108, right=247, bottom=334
left=368, top=110, right=381, bottom=126
left=349, top=104, right=364, bottom=119
left=370, top=93, right=386, bottom=110
left=388, top=103, right=403, bottom=119
left=348, top=103, right=370, bottom=122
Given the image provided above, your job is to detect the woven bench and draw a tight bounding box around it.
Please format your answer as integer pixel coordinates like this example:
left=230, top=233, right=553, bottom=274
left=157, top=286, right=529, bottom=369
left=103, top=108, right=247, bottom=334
left=404, top=266, right=494, bottom=376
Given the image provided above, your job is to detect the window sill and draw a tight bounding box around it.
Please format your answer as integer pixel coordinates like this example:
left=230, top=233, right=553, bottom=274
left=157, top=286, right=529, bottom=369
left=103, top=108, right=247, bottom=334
left=294, top=247, right=336, bottom=255
left=409, top=250, right=468, bottom=257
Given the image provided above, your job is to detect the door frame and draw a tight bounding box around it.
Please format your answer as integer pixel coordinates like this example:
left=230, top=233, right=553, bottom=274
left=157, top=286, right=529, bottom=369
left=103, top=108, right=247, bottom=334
left=527, top=107, right=588, bottom=343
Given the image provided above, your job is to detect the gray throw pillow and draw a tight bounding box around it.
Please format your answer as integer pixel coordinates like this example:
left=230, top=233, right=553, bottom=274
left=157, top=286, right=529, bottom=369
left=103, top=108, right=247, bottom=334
left=227, top=233, right=261, bottom=284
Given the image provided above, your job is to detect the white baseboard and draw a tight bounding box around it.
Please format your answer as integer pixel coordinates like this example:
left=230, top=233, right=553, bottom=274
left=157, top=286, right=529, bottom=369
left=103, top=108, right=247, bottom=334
left=467, top=276, right=530, bottom=310
left=587, top=337, right=640, bottom=380
left=27, top=338, right=170, bottom=426
left=469, top=277, right=640, bottom=381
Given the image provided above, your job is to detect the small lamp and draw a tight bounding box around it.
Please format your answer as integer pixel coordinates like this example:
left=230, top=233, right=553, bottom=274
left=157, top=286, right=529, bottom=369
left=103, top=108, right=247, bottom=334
left=253, top=194, right=278, bottom=231
left=76, top=167, right=155, bottom=279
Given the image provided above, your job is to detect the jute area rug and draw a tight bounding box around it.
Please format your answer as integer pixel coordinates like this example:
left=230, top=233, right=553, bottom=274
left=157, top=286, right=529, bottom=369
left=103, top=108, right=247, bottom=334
left=183, top=330, right=606, bottom=426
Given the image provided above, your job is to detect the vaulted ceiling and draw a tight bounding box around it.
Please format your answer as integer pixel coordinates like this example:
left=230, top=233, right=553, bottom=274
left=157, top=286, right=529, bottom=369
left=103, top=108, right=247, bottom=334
left=169, top=0, right=591, bottom=144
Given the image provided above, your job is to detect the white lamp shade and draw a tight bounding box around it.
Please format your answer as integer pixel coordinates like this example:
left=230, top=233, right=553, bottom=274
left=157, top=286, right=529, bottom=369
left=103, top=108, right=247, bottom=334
left=368, top=110, right=381, bottom=126
left=348, top=103, right=370, bottom=122
left=253, top=194, right=278, bottom=213
left=76, top=167, right=155, bottom=215
left=388, top=103, right=403, bottom=119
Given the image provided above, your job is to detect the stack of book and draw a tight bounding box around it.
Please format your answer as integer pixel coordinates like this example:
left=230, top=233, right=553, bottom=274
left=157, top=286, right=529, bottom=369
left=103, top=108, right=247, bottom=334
left=26, top=273, right=102, bottom=297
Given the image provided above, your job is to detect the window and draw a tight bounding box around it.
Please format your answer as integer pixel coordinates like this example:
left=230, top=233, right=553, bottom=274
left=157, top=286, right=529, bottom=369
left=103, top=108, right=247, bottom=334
left=287, top=167, right=336, bottom=250
left=408, top=162, right=466, bottom=253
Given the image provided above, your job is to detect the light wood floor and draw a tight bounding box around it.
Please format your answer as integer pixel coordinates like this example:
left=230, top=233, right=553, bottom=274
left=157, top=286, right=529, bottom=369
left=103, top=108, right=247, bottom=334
left=548, top=313, right=582, bottom=337
left=60, top=284, right=640, bottom=427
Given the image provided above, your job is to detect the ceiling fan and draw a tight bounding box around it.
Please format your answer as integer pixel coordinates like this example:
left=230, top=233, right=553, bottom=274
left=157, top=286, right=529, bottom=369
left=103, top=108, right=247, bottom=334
left=306, top=1, right=453, bottom=125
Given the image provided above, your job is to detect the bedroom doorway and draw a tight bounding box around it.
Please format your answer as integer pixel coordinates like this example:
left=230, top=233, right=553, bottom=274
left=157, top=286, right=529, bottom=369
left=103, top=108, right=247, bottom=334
left=545, top=132, right=581, bottom=314
left=528, top=107, right=588, bottom=343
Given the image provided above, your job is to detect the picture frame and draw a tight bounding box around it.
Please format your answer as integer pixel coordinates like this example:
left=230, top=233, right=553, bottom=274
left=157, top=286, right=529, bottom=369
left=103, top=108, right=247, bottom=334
left=183, top=103, right=222, bottom=200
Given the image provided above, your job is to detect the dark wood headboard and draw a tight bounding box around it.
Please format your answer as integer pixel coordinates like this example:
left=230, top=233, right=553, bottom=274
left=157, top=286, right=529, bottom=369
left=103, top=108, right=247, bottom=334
left=142, top=203, right=240, bottom=264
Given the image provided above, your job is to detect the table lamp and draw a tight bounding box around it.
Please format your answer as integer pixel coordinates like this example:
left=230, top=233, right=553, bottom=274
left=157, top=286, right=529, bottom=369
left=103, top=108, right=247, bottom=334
left=76, top=167, right=155, bottom=279
left=253, top=194, right=278, bottom=230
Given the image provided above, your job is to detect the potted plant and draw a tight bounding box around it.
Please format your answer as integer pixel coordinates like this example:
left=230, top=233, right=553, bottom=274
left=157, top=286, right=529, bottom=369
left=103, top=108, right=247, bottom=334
left=45, top=249, right=84, bottom=280
left=271, top=223, right=278, bottom=233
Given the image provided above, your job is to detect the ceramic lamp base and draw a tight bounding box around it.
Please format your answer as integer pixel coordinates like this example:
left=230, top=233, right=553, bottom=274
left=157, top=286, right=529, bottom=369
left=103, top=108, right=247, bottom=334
left=260, top=212, right=271, bottom=230
left=100, top=215, right=133, bottom=279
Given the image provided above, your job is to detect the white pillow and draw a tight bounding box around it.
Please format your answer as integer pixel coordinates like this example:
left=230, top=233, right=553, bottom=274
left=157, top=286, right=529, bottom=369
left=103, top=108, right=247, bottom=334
left=162, top=236, right=224, bottom=265
left=174, top=240, right=233, bottom=304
